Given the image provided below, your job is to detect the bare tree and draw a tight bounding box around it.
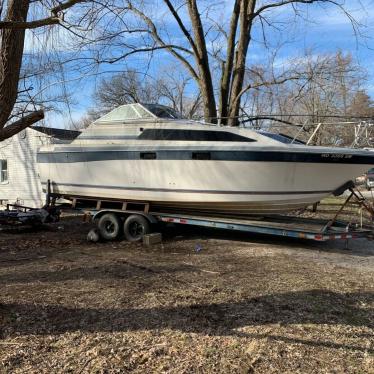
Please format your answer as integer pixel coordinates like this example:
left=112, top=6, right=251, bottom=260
left=83, top=0, right=358, bottom=125
left=0, top=0, right=89, bottom=141
left=78, top=67, right=202, bottom=126
left=0, top=0, right=363, bottom=140
left=151, top=66, right=202, bottom=118
left=275, top=52, right=366, bottom=119
left=348, top=90, right=374, bottom=118
left=260, top=51, right=369, bottom=144
left=95, top=70, right=163, bottom=111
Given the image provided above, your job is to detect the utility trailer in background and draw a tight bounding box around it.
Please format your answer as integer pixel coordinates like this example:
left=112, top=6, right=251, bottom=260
left=0, top=204, right=60, bottom=228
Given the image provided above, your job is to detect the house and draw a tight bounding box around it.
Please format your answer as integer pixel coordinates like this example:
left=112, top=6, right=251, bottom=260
left=0, top=126, right=80, bottom=208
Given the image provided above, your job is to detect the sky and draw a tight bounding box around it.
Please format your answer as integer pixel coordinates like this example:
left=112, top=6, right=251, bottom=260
left=23, top=0, right=374, bottom=129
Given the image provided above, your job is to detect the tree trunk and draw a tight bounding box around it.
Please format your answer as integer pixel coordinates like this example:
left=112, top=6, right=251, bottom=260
left=218, top=0, right=240, bottom=126
left=227, top=0, right=257, bottom=126
left=0, top=0, right=30, bottom=128
left=187, top=0, right=217, bottom=123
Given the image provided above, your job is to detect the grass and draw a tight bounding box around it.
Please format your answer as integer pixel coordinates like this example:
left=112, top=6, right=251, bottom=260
left=0, top=217, right=373, bottom=373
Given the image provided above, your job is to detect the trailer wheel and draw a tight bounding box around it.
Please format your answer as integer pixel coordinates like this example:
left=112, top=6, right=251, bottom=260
left=123, top=214, right=150, bottom=242
left=98, top=213, right=122, bottom=240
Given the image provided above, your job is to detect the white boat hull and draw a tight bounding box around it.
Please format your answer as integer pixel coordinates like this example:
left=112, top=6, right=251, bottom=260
left=38, top=159, right=372, bottom=213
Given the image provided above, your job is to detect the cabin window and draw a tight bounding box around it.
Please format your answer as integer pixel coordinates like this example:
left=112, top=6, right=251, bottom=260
left=140, top=152, right=157, bottom=160
left=0, top=160, right=8, bottom=183
left=192, top=152, right=211, bottom=160
left=143, top=104, right=181, bottom=119
left=138, top=129, right=256, bottom=142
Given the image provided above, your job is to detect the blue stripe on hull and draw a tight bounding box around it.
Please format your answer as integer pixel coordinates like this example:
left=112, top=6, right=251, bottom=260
left=37, top=149, right=374, bottom=164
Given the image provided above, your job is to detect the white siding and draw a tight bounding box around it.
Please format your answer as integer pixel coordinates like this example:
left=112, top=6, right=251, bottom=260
left=0, top=128, right=52, bottom=208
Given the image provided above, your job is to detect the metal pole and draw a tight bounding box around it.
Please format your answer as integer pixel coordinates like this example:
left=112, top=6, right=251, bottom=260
left=45, top=179, right=51, bottom=207
left=306, top=123, right=322, bottom=145
left=322, top=191, right=354, bottom=233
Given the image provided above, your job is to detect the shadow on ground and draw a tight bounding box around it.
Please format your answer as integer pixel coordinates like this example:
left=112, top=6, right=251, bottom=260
left=162, top=224, right=374, bottom=257
left=1, top=289, right=373, bottom=352
left=0, top=262, right=196, bottom=284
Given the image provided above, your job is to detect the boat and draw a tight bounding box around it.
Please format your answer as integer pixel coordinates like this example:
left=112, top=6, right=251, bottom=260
left=37, top=103, right=374, bottom=214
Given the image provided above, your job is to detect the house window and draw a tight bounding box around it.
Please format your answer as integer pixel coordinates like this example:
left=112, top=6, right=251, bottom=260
left=0, top=160, right=8, bottom=183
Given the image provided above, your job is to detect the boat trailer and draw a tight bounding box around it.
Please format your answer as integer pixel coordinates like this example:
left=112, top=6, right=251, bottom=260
left=82, top=209, right=372, bottom=243
left=40, top=178, right=374, bottom=243
left=79, top=189, right=374, bottom=244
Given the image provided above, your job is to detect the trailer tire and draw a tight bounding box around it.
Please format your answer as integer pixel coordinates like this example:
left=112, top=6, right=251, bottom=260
left=123, top=214, right=150, bottom=242
left=98, top=213, right=122, bottom=240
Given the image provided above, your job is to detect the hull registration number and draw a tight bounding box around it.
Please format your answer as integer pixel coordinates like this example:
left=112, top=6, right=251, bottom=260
left=321, top=153, right=353, bottom=159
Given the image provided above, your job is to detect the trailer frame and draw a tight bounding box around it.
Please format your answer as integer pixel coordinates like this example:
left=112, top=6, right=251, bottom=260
left=82, top=207, right=373, bottom=243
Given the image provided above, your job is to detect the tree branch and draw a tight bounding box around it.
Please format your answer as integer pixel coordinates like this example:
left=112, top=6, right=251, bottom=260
left=232, top=75, right=304, bottom=107
left=162, top=0, right=199, bottom=56
left=0, top=0, right=87, bottom=30
left=127, top=2, right=199, bottom=81
left=254, top=0, right=331, bottom=17
left=0, top=17, right=60, bottom=29
left=101, top=45, right=194, bottom=64
left=0, top=110, right=44, bottom=141
left=51, top=0, right=87, bottom=14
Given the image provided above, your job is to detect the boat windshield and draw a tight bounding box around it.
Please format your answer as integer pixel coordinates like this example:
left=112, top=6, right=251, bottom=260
left=96, top=103, right=182, bottom=122
left=143, top=104, right=182, bottom=119
left=258, top=131, right=305, bottom=145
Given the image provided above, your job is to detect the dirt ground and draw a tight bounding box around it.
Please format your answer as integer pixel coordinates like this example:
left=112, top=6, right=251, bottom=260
left=0, top=216, right=373, bottom=373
